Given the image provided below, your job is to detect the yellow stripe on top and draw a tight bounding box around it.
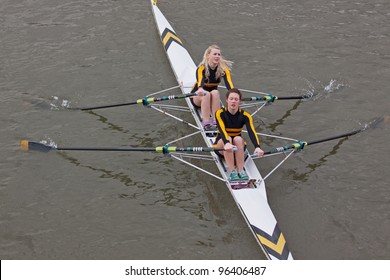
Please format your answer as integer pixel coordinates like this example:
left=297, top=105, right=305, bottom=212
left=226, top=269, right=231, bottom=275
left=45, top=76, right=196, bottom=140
left=225, top=128, right=242, bottom=137
left=196, top=65, right=205, bottom=88
left=223, top=67, right=234, bottom=89
left=215, top=109, right=230, bottom=143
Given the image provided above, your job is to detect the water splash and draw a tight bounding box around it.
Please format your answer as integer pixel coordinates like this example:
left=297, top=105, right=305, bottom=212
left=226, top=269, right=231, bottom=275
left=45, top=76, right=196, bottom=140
left=50, top=96, right=71, bottom=110
left=359, top=116, right=388, bottom=130
left=299, top=78, right=349, bottom=101
left=39, top=137, right=57, bottom=148
left=324, top=79, right=346, bottom=93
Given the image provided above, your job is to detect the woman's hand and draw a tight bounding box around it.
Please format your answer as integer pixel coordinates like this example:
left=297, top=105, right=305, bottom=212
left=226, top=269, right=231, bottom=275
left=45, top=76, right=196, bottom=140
left=253, top=147, right=264, bottom=157
left=196, top=87, right=206, bottom=96
left=224, top=142, right=236, bottom=151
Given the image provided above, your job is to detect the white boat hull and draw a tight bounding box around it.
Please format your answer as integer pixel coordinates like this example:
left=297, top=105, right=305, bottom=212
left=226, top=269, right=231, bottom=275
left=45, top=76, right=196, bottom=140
left=151, top=0, right=293, bottom=260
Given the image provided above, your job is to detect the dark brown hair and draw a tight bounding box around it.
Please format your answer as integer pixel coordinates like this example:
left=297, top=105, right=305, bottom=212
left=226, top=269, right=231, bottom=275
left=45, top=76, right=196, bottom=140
left=226, top=88, right=242, bottom=100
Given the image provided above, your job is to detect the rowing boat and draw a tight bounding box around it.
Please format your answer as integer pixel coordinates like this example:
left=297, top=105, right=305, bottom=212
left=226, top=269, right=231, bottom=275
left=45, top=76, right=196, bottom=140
left=150, top=0, right=293, bottom=260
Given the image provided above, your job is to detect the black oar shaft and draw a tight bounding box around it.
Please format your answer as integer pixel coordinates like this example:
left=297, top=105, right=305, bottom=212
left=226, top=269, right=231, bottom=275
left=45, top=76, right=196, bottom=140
left=20, top=140, right=224, bottom=154
left=79, top=93, right=196, bottom=111
left=57, top=147, right=157, bottom=152
left=56, top=147, right=222, bottom=152
left=277, top=96, right=306, bottom=100
left=306, top=129, right=363, bottom=146
left=80, top=102, right=138, bottom=110
left=241, top=95, right=305, bottom=102
left=264, top=128, right=363, bottom=155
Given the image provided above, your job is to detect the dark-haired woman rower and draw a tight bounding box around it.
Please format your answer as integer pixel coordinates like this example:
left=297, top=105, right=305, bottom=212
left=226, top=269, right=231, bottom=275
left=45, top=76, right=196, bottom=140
left=214, top=88, right=264, bottom=181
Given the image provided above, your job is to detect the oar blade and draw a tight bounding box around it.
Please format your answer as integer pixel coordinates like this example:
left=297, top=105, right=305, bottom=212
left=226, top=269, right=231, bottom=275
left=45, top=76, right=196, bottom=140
left=20, top=140, right=55, bottom=152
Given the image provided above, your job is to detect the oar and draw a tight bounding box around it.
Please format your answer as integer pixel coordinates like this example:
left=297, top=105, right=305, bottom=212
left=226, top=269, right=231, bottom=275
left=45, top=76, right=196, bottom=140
left=20, top=140, right=224, bottom=154
left=259, top=128, right=364, bottom=156
left=77, top=93, right=196, bottom=111
left=218, top=85, right=308, bottom=101
left=242, top=94, right=306, bottom=103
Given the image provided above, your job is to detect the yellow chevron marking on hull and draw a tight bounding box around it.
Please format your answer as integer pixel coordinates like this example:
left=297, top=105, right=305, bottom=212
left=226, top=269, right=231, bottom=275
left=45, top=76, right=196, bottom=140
left=257, top=232, right=286, bottom=255
left=162, top=32, right=182, bottom=47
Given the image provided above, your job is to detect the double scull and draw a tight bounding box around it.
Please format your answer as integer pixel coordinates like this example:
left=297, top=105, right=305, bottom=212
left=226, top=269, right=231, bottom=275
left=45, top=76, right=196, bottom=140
left=150, top=0, right=293, bottom=260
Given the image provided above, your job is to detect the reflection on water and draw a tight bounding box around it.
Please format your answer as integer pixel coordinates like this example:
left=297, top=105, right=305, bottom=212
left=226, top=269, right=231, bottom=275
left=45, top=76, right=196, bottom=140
left=287, top=136, right=350, bottom=183
left=87, top=111, right=130, bottom=133
left=263, top=78, right=347, bottom=137
left=266, top=100, right=302, bottom=135
left=58, top=151, right=210, bottom=221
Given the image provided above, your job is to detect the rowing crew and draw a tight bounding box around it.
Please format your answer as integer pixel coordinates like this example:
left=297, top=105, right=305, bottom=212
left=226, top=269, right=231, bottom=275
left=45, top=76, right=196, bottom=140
left=189, top=45, right=264, bottom=181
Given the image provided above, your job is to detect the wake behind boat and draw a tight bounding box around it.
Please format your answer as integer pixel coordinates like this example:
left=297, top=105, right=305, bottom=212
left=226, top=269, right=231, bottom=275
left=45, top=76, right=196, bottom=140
left=150, top=0, right=292, bottom=260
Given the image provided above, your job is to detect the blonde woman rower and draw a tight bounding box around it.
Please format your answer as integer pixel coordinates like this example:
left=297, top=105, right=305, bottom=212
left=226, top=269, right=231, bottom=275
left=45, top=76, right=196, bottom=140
left=191, top=45, right=234, bottom=130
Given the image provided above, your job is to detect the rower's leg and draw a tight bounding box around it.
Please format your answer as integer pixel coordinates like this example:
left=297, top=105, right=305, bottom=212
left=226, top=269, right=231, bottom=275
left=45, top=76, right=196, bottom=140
left=200, top=93, right=211, bottom=122
left=192, top=95, right=211, bottom=123
left=210, top=89, right=221, bottom=121
left=216, top=138, right=235, bottom=173
left=224, top=150, right=235, bottom=173
left=233, top=136, right=245, bottom=172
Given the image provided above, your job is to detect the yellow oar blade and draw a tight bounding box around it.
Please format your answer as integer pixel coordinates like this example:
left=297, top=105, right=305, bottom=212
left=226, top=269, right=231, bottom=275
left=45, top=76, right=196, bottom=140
left=20, top=140, right=29, bottom=151
left=20, top=140, right=54, bottom=152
